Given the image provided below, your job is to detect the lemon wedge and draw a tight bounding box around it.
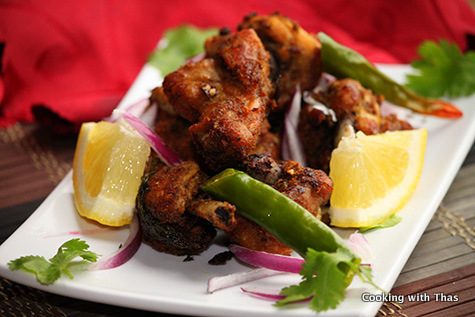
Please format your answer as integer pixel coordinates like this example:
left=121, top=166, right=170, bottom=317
left=72, top=120, right=150, bottom=226
left=329, top=129, right=427, bottom=228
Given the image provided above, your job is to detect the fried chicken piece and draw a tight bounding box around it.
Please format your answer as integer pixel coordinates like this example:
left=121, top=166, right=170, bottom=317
left=240, top=154, right=333, bottom=218
left=154, top=107, right=280, bottom=171
left=240, top=153, right=282, bottom=185
left=138, top=210, right=216, bottom=256
left=251, top=129, right=281, bottom=159
left=204, top=29, right=274, bottom=97
left=226, top=154, right=333, bottom=255
left=380, top=113, right=414, bottom=132
left=143, top=162, right=204, bottom=223
left=226, top=214, right=292, bottom=255
left=154, top=108, right=197, bottom=162
left=322, top=78, right=413, bottom=134
left=241, top=154, right=333, bottom=216
left=298, top=104, right=337, bottom=172
left=163, top=29, right=275, bottom=171
left=150, top=86, right=175, bottom=115
left=149, top=87, right=198, bottom=162
left=188, top=194, right=237, bottom=231
left=299, top=78, right=413, bottom=171
left=138, top=161, right=237, bottom=256
left=152, top=86, right=279, bottom=168
left=143, top=151, right=167, bottom=176
left=238, top=12, right=322, bottom=108
left=274, top=160, right=333, bottom=220
left=137, top=162, right=216, bottom=256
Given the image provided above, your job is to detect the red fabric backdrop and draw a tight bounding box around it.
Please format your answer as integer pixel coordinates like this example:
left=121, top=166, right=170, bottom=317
left=1, top=0, right=474, bottom=129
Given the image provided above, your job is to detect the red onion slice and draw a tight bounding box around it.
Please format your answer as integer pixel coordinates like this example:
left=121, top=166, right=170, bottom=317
left=104, top=98, right=150, bottom=123
left=229, top=244, right=304, bottom=274
left=207, top=268, right=285, bottom=293
left=347, top=232, right=375, bottom=263
left=42, top=228, right=113, bottom=238
left=139, top=102, right=158, bottom=128
left=241, top=287, right=286, bottom=300
left=187, top=52, right=205, bottom=63
left=241, top=287, right=313, bottom=303
left=302, top=92, right=337, bottom=122
left=117, top=110, right=183, bottom=166
left=89, top=213, right=142, bottom=270
left=312, top=73, right=336, bottom=95
left=281, top=86, right=307, bottom=166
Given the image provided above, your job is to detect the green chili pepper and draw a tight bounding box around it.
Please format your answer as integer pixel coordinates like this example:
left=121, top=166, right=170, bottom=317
left=201, top=169, right=359, bottom=262
left=318, top=32, right=462, bottom=119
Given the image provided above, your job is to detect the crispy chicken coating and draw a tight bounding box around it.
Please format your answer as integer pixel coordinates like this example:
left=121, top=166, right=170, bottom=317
left=138, top=210, right=216, bottom=256
left=322, top=78, right=413, bottom=134
left=240, top=152, right=282, bottom=185
left=298, top=104, right=337, bottom=172
left=238, top=12, right=322, bottom=108
left=144, top=162, right=204, bottom=223
left=226, top=214, right=292, bottom=255
left=150, top=86, right=198, bottom=162
left=274, top=159, right=333, bottom=219
left=250, top=118, right=281, bottom=160
left=163, top=29, right=275, bottom=171
left=152, top=88, right=279, bottom=168
left=150, top=86, right=175, bottom=115
left=154, top=111, right=197, bottom=162
left=188, top=194, right=237, bottom=231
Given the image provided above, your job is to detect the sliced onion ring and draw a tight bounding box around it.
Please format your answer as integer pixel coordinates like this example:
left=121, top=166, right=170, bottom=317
left=207, top=267, right=285, bottom=293
left=241, top=287, right=313, bottom=303
left=347, top=232, right=375, bottom=263
left=241, top=287, right=286, bottom=300
left=42, top=228, right=112, bottom=238
left=229, top=244, right=304, bottom=274
left=312, top=72, right=336, bottom=95
left=281, top=86, right=307, bottom=165
left=89, top=213, right=142, bottom=270
left=115, top=110, right=183, bottom=166
left=104, top=98, right=150, bottom=122
left=187, top=52, right=205, bottom=63
left=302, top=92, right=337, bottom=122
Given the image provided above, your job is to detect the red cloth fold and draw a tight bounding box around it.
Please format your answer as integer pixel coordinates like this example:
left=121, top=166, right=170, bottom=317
left=1, top=0, right=474, bottom=129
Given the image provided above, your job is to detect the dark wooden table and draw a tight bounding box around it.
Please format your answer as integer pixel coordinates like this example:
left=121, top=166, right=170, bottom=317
left=0, top=122, right=474, bottom=316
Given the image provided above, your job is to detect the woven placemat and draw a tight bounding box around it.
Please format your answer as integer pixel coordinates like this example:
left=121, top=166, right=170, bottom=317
left=0, top=123, right=74, bottom=210
left=378, top=264, right=475, bottom=317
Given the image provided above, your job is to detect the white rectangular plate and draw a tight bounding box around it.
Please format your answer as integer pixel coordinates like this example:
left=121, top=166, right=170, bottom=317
left=1, top=64, right=474, bottom=317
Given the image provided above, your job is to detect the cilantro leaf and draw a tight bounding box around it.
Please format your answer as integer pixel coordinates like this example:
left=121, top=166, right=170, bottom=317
left=405, top=40, right=475, bottom=98
left=148, top=25, right=218, bottom=76
left=357, top=264, right=385, bottom=293
left=276, top=248, right=360, bottom=312
left=8, top=238, right=99, bottom=285
left=359, top=214, right=402, bottom=233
